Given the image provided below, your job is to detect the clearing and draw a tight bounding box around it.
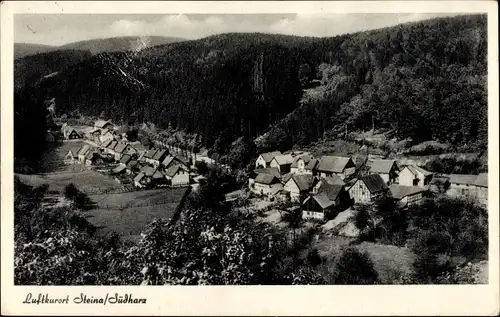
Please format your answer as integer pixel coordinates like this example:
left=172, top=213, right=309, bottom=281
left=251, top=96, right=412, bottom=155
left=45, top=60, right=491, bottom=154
left=85, top=188, right=188, bottom=241
left=40, top=140, right=87, bottom=173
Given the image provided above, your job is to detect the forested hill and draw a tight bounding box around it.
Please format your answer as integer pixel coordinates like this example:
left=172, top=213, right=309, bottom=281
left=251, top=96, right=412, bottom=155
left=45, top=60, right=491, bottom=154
left=18, top=14, right=487, bottom=164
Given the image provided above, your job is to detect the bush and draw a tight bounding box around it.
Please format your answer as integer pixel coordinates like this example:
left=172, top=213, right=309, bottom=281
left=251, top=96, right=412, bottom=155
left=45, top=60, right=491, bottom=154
left=333, top=247, right=378, bottom=284
left=64, top=183, right=79, bottom=199
left=307, top=248, right=322, bottom=267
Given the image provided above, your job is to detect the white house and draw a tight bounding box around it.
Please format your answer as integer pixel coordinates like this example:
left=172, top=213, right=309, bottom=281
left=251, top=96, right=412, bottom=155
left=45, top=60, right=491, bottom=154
left=446, top=173, right=488, bottom=205
left=389, top=184, right=426, bottom=208
left=290, top=154, right=314, bottom=174
left=94, top=120, right=114, bottom=130
left=315, top=156, right=356, bottom=179
left=252, top=174, right=283, bottom=199
left=165, top=165, right=190, bottom=187
left=270, top=154, right=294, bottom=174
left=368, top=159, right=400, bottom=185
left=255, top=151, right=282, bottom=169
left=348, top=174, right=389, bottom=204
left=282, top=174, right=317, bottom=202
left=302, top=184, right=349, bottom=221
left=99, top=128, right=114, bottom=144
left=398, top=165, right=433, bottom=187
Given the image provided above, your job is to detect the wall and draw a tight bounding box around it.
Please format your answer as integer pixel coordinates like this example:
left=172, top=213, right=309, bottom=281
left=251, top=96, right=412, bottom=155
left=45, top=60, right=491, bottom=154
left=255, top=156, right=267, bottom=168
left=302, top=210, right=325, bottom=220
left=447, top=183, right=476, bottom=199
left=348, top=180, right=371, bottom=204
left=172, top=172, right=190, bottom=187
left=398, top=168, right=415, bottom=187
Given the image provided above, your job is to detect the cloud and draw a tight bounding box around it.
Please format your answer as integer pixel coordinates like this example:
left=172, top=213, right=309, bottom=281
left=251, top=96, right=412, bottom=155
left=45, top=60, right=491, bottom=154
left=110, top=19, right=155, bottom=36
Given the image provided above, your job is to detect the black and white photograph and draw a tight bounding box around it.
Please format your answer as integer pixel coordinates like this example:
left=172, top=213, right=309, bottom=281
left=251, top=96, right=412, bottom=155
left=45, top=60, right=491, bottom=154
left=1, top=1, right=499, bottom=315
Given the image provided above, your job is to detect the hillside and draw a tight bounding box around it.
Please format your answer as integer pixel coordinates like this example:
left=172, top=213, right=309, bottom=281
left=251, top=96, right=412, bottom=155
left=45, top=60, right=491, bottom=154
left=15, top=14, right=488, bottom=171
left=14, top=43, right=56, bottom=59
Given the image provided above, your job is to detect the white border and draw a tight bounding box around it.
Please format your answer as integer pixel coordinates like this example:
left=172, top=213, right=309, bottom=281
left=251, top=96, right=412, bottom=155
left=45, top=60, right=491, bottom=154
left=1, top=1, right=499, bottom=316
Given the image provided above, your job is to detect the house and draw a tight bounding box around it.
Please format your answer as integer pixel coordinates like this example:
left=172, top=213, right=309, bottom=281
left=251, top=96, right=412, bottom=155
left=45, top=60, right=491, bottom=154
left=64, top=149, right=76, bottom=164
left=142, top=148, right=159, bottom=165
left=119, top=154, right=132, bottom=166
left=61, top=126, right=82, bottom=140
left=99, top=128, right=114, bottom=144
left=113, top=142, right=133, bottom=161
left=348, top=174, right=389, bottom=204
left=126, top=160, right=140, bottom=175
left=429, top=175, right=451, bottom=194
left=302, top=184, right=350, bottom=220
left=161, top=155, right=189, bottom=171
left=270, top=154, right=294, bottom=174
left=282, top=174, right=317, bottom=202
left=304, top=158, right=319, bottom=175
left=255, top=151, right=282, bottom=168
left=290, top=154, right=314, bottom=174
left=312, top=175, right=345, bottom=194
left=165, top=165, right=190, bottom=187
left=398, top=165, right=433, bottom=187
left=83, top=149, right=101, bottom=166
left=315, top=156, right=356, bottom=179
left=151, top=149, right=169, bottom=167
left=76, top=145, right=92, bottom=163
left=368, top=159, right=399, bottom=185
left=252, top=174, right=283, bottom=199
left=111, top=164, right=127, bottom=175
left=248, top=167, right=281, bottom=189
left=446, top=174, right=487, bottom=202
left=94, top=120, right=114, bottom=130
left=101, top=139, right=113, bottom=150
left=389, top=184, right=426, bottom=208
left=104, top=140, right=118, bottom=155
left=88, top=128, right=102, bottom=143
left=134, top=166, right=165, bottom=188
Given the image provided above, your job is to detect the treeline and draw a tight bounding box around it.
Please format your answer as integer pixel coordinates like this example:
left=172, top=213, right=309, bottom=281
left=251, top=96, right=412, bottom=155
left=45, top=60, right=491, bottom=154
left=259, top=14, right=487, bottom=152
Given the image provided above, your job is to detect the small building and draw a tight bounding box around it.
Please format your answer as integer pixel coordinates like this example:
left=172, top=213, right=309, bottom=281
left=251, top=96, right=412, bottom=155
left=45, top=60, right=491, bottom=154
left=165, top=165, right=190, bottom=187
left=142, top=148, right=159, bottom=165
left=88, top=128, right=102, bottom=143
left=282, top=174, right=317, bottom=202
left=252, top=173, right=283, bottom=198
left=249, top=167, right=281, bottom=189
left=94, top=120, right=114, bottom=131
left=126, top=160, right=140, bottom=175
left=290, top=154, right=314, bottom=174
left=398, top=165, right=433, bottom=187
left=64, top=149, right=76, bottom=164
left=368, top=159, right=399, bottom=185
left=389, top=184, right=426, bottom=208
left=255, top=151, right=282, bottom=169
left=446, top=174, right=486, bottom=202
left=99, top=128, right=114, bottom=144
left=76, top=145, right=94, bottom=163
left=270, top=154, right=294, bottom=174
left=429, top=175, right=451, bottom=194
left=134, top=166, right=165, bottom=188
left=302, top=184, right=350, bottom=221
left=161, top=155, right=189, bottom=171
left=113, top=142, right=133, bottom=161
left=119, top=154, right=132, bottom=166
left=111, top=164, right=127, bottom=175
left=151, top=149, right=169, bottom=167
left=348, top=174, right=389, bottom=204
left=62, top=126, right=82, bottom=140
left=312, top=175, right=345, bottom=194
left=105, top=140, right=118, bottom=155
left=304, top=158, right=319, bottom=175
left=315, top=156, right=356, bottom=179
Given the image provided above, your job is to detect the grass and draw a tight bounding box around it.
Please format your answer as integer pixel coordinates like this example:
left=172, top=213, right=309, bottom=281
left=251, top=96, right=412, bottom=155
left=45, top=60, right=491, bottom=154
left=16, top=170, right=124, bottom=195
left=85, top=188, right=187, bottom=241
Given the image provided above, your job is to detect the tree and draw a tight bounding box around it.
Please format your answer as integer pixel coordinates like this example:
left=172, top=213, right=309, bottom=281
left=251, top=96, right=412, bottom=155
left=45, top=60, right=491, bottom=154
left=64, top=183, right=78, bottom=199
left=298, top=63, right=312, bottom=87
left=195, top=160, right=209, bottom=176
left=333, top=247, right=378, bottom=285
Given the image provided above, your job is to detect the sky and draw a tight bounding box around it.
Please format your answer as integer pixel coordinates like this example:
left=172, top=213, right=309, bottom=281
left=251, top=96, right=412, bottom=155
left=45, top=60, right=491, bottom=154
left=15, top=13, right=460, bottom=46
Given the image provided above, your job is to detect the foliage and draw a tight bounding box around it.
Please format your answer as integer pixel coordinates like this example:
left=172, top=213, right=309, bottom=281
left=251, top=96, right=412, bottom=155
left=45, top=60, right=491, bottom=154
left=194, top=160, right=209, bottom=175
left=307, top=248, right=323, bottom=267
left=424, top=156, right=485, bottom=174
left=333, top=247, right=379, bottom=284
left=64, top=183, right=78, bottom=199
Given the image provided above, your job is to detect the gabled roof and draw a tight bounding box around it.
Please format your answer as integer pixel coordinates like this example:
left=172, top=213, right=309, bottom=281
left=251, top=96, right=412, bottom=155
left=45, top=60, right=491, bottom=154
left=165, top=165, right=188, bottom=178
left=404, top=165, right=433, bottom=177
left=107, top=140, right=118, bottom=150
left=112, top=165, right=126, bottom=174
left=161, top=155, right=175, bottom=167
left=119, top=154, right=132, bottom=165
left=291, top=154, right=314, bottom=168
left=447, top=174, right=479, bottom=186
left=475, top=173, right=488, bottom=187
left=254, top=167, right=281, bottom=179
left=84, top=149, right=97, bottom=160
left=318, top=183, right=344, bottom=200
left=259, top=151, right=282, bottom=163
left=152, top=149, right=167, bottom=161
left=319, top=175, right=345, bottom=186
left=316, top=156, right=353, bottom=173
left=272, top=154, right=294, bottom=166
left=101, top=128, right=112, bottom=135
left=358, top=174, right=388, bottom=193
left=287, top=174, right=315, bottom=191
left=127, top=160, right=138, bottom=168
left=369, top=159, right=398, bottom=174
left=282, top=172, right=293, bottom=184
left=389, top=184, right=426, bottom=200
left=144, top=148, right=158, bottom=159
left=305, top=158, right=319, bottom=170
left=255, top=173, right=279, bottom=185
left=76, top=145, right=90, bottom=156
left=94, top=120, right=112, bottom=128
left=114, top=142, right=128, bottom=154
left=141, top=165, right=157, bottom=177
left=304, top=193, right=335, bottom=210
left=101, top=139, right=113, bottom=149
left=89, top=128, right=101, bottom=134
left=134, top=172, right=145, bottom=182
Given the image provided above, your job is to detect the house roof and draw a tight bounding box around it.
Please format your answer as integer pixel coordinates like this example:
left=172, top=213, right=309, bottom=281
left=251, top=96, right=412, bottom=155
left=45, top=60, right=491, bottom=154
left=389, top=184, right=426, bottom=200
left=165, top=165, right=187, bottom=178
left=305, top=158, right=319, bottom=170
left=254, top=167, right=281, bottom=179
left=359, top=174, right=388, bottom=193
left=281, top=172, right=293, bottom=184
left=369, top=159, right=398, bottom=174
left=107, top=141, right=118, bottom=150
left=319, top=175, right=345, bottom=186
left=291, top=154, right=314, bottom=168
left=101, top=128, right=112, bottom=135
left=318, top=183, right=344, bottom=200
left=134, top=172, right=145, bottom=182
left=76, top=145, right=90, bottom=156
left=259, top=151, right=282, bottom=163
left=308, top=193, right=336, bottom=209
left=255, top=173, right=279, bottom=185
left=101, top=139, right=113, bottom=149
left=161, top=155, right=175, bottom=167
left=447, top=174, right=480, bottom=186
left=475, top=173, right=488, bottom=187
left=429, top=175, right=450, bottom=185
left=288, top=174, right=315, bottom=191
left=84, top=150, right=96, bottom=160
left=114, top=142, right=128, bottom=153
left=405, top=165, right=433, bottom=177
left=316, top=156, right=353, bottom=173
left=144, top=148, right=158, bottom=159
left=94, top=120, right=112, bottom=128
left=127, top=160, right=138, bottom=168
left=268, top=184, right=284, bottom=196
left=272, top=154, right=294, bottom=166
left=153, top=149, right=167, bottom=161
left=119, top=154, right=132, bottom=165
left=112, top=165, right=126, bottom=174
left=90, top=128, right=101, bottom=134
left=141, top=165, right=157, bottom=177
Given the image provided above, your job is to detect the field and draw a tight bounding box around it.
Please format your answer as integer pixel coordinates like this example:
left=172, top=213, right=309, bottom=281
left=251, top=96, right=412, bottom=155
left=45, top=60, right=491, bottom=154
left=313, top=235, right=416, bottom=284
left=15, top=170, right=124, bottom=195
left=86, top=188, right=187, bottom=241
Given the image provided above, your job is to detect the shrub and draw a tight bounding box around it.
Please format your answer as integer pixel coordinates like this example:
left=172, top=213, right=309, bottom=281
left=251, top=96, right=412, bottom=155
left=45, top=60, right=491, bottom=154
left=64, top=183, right=79, bottom=199
left=333, top=247, right=378, bottom=285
